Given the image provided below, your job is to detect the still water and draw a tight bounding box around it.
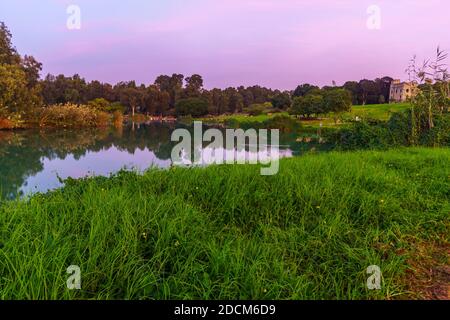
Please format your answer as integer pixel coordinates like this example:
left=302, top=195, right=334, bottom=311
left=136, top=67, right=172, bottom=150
left=0, top=123, right=322, bottom=199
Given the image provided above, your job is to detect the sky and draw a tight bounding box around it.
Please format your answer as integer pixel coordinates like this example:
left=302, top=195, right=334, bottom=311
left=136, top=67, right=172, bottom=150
left=0, top=0, right=449, bottom=89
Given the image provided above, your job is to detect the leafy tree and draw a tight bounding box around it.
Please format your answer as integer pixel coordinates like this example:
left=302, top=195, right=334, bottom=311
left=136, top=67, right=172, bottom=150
left=175, top=97, right=209, bottom=117
left=115, top=82, right=142, bottom=116
left=184, top=74, right=203, bottom=98
left=290, top=94, right=324, bottom=118
left=209, top=88, right=229, bottom=115
left=155, top=74, right=184, bottom=108
left=323, top=89, right=352, bottom=123
left=358, top=79, right=378, bottom=105
left=88, top=98, right=110, bottom=111
left=293, top=84, right=319, bottom=97
left=0, top=64, right=41, bottom=115
left=156, top=91, right=170, bottom=116
left=108, top=102, right=126, bottom=113
left=21, top=55, right=42, bottom=88
left=0, top=22, right=20, bottom=65
left=270, top=92, right=291, bottom=110
left=0, top=22, right=42, bottom=116
left=224, top=87, right=244, bottom=113
left=376, top=76, right=393, bottom=103
left=343, top=81, right=360, bottom=105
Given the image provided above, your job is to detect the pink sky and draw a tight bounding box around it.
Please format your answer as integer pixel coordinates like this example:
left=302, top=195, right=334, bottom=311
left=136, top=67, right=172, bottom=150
left=1, top=0, right=449, bottom=89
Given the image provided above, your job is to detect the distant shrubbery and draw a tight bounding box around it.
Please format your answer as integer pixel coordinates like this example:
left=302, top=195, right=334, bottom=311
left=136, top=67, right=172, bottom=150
left=225, top=114, right=301, bottom=133
left=289, top=88, right=352, bottom=120
left=327, top=48, right=450, bottom=150
left=263, top=115, right=301, bottom=133
left=175, top=98, right=209, bottom=117
left=243, top=102, right=272, bottom=116
left=325, top=112, right=450, bottom=150
left=38, top=104, right=110, bottom=128
left=88, top=98, right=125, bottom=114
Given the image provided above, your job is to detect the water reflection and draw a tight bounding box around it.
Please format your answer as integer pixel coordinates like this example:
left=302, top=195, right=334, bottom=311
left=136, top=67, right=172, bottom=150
left=0, top=123, right=325, bottom=199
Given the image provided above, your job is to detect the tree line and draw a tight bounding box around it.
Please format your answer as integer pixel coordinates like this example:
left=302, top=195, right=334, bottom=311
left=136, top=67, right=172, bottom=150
left=41, top=73, right=281, bottom=117
left=1, top=21, right=396, bottom=120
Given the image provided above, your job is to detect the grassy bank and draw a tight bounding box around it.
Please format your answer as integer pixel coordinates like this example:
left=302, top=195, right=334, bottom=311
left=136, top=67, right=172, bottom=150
left=0, top=148, right=449, bottom=299
left=198, top=103, right=410, bottom=129
left=349, top=103, right=411, bottom=120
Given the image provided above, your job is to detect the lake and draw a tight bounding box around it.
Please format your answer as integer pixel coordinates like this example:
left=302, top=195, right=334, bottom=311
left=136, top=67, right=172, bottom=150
left=0, top=122, right=325, bottom=199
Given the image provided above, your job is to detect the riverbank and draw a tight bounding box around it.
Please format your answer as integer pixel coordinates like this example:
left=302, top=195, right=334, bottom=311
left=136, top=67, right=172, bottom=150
left=0, top=147, right=448, bottom=299
left=0, top=102, right=410, bottom=131
left=196, top=102, right=410, bottom=129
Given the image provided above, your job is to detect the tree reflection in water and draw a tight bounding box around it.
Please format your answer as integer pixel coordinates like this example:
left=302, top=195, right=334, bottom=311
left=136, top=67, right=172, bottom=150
left=0, top=123, right=325, bottom=199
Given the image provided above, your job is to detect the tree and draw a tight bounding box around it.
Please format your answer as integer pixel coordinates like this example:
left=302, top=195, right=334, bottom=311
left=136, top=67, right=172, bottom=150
left=375, top=76, right=393, bottom=103
left=224, top=87, right=244, bottom=113
left=229, top=91, right=244, bottom=113
left=0, top=22, right=42, bottom=116
left=209, top=88, right=227, bottom=115
left=155, top=74, right=184, bottom=108
left=289, top=94, right=324, bottom=118
left=21, top=55, right=42, bottom=88
left=87, top=98, right=110, bottom=111
left=0, top=22, right=20, bottom=65
left=270, top=92, right=291, bottom=110
left=293, top=84, right=320, bottom=97
left=184, top=74, right=203, bottom=98
left=175, top=98, right=209, bottom=117
left=343, top=81, right=360, bottom=105
left=323, top=89, right=352, bottom=123
left=359, top=79, right=378, bottom=105
left=238, top=86, right=255, bottom=108
left=115, top=82, right=142, bottom=116
left=156, top=91, right=170, bottom=116
left=0, top=64, right=41, bottom=115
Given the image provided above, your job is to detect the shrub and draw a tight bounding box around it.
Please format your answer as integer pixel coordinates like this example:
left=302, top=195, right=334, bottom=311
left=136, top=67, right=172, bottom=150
left=244, top=103, right=272, bottom=116
left=325, top=121, right=394, bottom=150
left=263, top=115, right=301, bottom=133
left=112, top=110, right=124, bottom=127
left=107, top=102, right=126, bottom=114
left=87, top=98, right=110, bottom=111
left=325, top=111, right=450, bottom=150
left=244, top=105, right=264, bottom=116
left=38, top=104, right=110, bottom=128
left=0, top=118, right=14, bottom=130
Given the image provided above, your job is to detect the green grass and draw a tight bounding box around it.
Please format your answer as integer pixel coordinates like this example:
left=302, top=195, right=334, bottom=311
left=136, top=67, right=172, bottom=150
left=348, top=103, right=411, bottom=121
left=199, top=103, right=410, bottom=129
left=0, top=147, right=448, bottom=300
left=200, top=112, right=289, bottom=124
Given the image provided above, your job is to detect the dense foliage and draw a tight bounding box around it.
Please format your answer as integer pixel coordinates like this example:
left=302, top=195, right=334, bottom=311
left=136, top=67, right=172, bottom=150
left=0, top=21, right=400, bottom=124
left=175, top=98, right=209, bottom=117
left=290, top=88, right=352, bottom=120
left=37, top=104, right=110, bottom=128
left=0, top=22, right=42, bottom=119
left=326, top=49, right=450, bottom=150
